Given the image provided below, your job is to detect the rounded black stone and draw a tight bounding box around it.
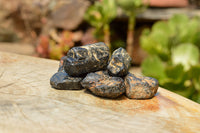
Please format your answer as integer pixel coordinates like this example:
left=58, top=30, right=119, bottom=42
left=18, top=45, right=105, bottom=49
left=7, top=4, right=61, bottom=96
left=50, top=71, right=83, bottom=90
left=107, top=47, right=131, bottom=77
left=64, top=42, right=110, bottom=76
left=81, top=71, right=125, bottom=98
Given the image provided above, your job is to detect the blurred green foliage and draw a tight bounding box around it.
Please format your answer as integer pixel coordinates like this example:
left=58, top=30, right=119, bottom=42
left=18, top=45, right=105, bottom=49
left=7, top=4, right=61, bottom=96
left=116, top=0, right=147, bottom=57
left=0, top=27, right=18, bottom=42
left=84, top=0, right=117, bottom=30
left=84, top=0, right=117, bottom=48
left=116, top=0, right=146, bottom=15
left=37, top=31, right=74, bottom=60
left=140, top=14, right=200, bottom=103
left=84, top=0, right=146, bottom=54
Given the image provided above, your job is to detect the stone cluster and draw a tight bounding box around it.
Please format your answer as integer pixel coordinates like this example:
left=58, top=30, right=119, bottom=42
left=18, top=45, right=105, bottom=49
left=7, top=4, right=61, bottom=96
left=50, top=42, right=159, bottom=99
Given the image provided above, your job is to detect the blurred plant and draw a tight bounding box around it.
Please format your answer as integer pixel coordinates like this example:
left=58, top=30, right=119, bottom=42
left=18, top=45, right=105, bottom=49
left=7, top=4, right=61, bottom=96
left=140, top=14, right=200, bottom=103
left=36, top=30, right=83, bottom=60
left=117, top=0, right=147, bottom=58
left=0, top=27, right=18, bottom=42
left=111, top=39, right=126, bottom=52
left=84, top=0, right=117, bottom=49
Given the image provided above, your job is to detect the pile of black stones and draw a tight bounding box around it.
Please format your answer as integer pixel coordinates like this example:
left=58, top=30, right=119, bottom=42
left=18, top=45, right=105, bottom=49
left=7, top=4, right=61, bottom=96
left=50, top=42, right=159, bottom=99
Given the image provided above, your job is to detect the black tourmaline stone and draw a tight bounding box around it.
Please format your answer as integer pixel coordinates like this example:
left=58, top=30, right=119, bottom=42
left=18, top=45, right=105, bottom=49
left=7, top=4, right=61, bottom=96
left=50, top=71, right=83, bottom=90
left=125, top=73, right=159, bottom=99
left=81, top=71, right=125, bottom=98
left=58, top=56, right=67, bottom=72
left=64, top=42, right=110, bottom=76
left=107, top=47, right=131, bottom=77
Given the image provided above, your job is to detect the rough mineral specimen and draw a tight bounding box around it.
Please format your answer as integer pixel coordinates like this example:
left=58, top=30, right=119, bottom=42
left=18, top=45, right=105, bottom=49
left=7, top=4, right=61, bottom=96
left=107, top=47, right=131, bottom=77
left=64, top=42, right=110, bottom=76
left=58, top=56, right=67, bottom=72
left=81, top=71, right=125, bottom=98
left=125, top=73, right=159, bottom=99
left=50, top=71, right=83, bottom=90
left=50, top=41, right=159, bottom=100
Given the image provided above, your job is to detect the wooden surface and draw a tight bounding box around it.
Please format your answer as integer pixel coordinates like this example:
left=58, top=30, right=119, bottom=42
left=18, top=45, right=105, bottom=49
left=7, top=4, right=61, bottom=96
left=0, top=43, right=35, bottom=56
left=0, top=51, right=200, bottom=133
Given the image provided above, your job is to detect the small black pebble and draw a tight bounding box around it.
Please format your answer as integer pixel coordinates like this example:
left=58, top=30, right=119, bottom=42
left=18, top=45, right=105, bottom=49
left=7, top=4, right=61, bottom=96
left=81, top=71, right=125, bottom=98
left=50, top=71, right=83, bottom=90
left=107, top=47, right=131, bottom=77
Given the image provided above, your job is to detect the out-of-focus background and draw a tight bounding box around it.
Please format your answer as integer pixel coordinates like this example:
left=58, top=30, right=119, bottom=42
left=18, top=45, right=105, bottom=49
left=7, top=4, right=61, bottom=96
left=0, top=0, right=200, bottom=103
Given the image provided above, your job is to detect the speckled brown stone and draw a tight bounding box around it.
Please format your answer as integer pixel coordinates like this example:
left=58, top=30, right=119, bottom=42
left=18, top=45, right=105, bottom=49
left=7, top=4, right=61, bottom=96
left=81, top=71, right=125, bottom=98
left=125, top=73, right=159, bottom=99
left=64, top=42, right=109, bottom=76
left=107, top=47, right=131, bottom=77
left=50, top=71, right=83, bottom=90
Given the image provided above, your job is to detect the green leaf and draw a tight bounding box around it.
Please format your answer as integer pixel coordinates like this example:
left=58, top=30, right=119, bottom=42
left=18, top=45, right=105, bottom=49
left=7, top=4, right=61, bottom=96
left=142, top=55, right=166, bottom=80
left=117, top=0, right=142, bottom=10
left=116, top=0, right=145, bottom=14
left=165, top=64, right=184, bottom=80
left=194, top=79, right=200, bottom=91
left=193, top=31, right=200, bottom=49
left=167, top=14, right=189, bottom=46
left=189, top=65, right=200, bottom=91
left=84, top=5, right=103, bottom=29
left=102, top=0, right=117, bottom=24
left=152, top=21, right=171, bottom=36
left=140, top=14, right=200, bottom=103
left=191, top=89, right=200, bottom=103
left=169, top=14, right=189, bottom=30
left=161, top=80, right=186, bottom=92
left=189, top=65, right=200, bottom=79
left=171, top=43, right=199, bottom=71
left=173, top=87, right=194, bottom=98
left=140, top=32, right=154, bottom=53
left=140, top=27, right=170, bottom=60
left=150, top=30, right=169, bottom=54
left=49, top=45, right=63, bottom=60
left=63, top=45, right=70, bottom=53
left=161, top=64, right=188, bottom=91
left=84, top=0, right=117, bottom=29
left=179, top=18, right=199, bottom=44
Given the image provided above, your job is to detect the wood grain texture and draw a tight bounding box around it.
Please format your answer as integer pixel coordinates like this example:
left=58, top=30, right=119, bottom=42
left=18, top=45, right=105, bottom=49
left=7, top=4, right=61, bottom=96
left=0, top=51, right=200, bottom=133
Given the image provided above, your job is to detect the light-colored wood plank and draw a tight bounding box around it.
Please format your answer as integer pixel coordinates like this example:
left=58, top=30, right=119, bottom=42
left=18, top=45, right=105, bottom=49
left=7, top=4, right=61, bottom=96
left=0, top=51, right=200, bottom=133
left=0, top=43, right=35, bottom=56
